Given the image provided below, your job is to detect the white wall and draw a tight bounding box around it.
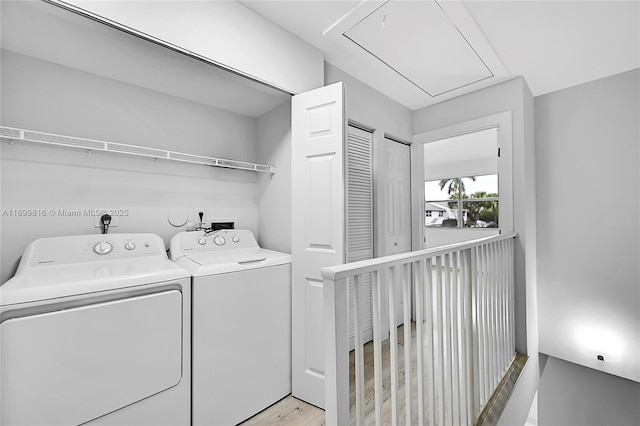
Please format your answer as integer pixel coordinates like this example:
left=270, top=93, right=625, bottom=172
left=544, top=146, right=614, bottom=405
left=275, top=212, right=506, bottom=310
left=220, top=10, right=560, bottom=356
left=535, top=69, right=640, bottom=382
left=257, top=101, right=292, bottom=253
left=0, top=51, right=260, bottom=283
left=413, top=77, right=539, bottom=425
left=324, top=63, right=413, bottom=143
left=538, top=356, right=640, bottom=425
left=324, top=62, right=413, bottom=258
left=65, top=0, right=324, bottom=94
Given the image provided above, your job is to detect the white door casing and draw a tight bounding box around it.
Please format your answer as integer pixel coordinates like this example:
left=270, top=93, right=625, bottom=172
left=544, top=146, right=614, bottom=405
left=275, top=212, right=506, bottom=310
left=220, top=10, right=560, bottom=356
left=291, top=82, right=345, bottom=408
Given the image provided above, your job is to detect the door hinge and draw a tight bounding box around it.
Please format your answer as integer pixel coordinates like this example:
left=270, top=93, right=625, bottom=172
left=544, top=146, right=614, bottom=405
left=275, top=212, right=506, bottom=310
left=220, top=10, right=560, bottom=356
left=498, top=147, right=501, bottom=157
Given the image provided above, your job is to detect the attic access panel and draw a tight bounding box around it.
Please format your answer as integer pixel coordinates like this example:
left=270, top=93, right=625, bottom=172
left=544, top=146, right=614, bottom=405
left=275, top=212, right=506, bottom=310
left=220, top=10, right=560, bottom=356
left=343, top=0, right=493, bottom=97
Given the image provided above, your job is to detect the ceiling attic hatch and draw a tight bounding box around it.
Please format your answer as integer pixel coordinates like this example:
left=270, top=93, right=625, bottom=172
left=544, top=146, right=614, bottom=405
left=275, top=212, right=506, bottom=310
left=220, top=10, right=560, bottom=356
left=343, top=0, right=493, bottom=97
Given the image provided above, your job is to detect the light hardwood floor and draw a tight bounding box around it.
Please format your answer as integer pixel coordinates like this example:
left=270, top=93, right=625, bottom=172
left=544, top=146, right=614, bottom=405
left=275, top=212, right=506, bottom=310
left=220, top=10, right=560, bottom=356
left=239, top=395, right=325, bottom=426
left=240, top=323, right=414, bottom=426
left=240, top=323, right=525, bottom=425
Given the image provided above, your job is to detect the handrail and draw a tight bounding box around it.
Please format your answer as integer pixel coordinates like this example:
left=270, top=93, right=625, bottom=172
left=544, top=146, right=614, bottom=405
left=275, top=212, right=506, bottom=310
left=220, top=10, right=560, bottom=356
left=321, top=232, right=516, bottom=281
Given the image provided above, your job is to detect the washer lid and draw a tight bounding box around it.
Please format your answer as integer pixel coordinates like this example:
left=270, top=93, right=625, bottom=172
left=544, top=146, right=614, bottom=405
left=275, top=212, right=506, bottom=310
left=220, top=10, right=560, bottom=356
left=0, top=257, right=188, bottom=306
left=176, top=248, right=291, bottom=276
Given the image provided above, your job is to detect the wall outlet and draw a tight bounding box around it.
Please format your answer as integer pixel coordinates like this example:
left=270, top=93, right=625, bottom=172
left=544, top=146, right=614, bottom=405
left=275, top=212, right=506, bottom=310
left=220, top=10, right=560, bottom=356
left=93, top=210, right=119, bottom=228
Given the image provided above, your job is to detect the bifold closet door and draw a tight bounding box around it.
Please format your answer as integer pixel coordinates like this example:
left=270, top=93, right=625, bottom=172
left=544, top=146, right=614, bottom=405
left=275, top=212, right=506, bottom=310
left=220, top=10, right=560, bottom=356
left=291, top=82, right=345, bottom=409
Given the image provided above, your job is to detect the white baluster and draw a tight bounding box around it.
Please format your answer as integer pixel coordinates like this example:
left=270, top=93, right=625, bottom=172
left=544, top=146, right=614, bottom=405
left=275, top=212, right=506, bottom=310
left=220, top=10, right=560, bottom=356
left=353, top=274, right=365, bottom=426
left=414, top=260, right=426, bottom=426
left=509, top=238, right=515, bottom=357
left=372, top=270, right=383, bottom=426
left=443, top=253, right=453, bottom=425
left=434, top=256, right=445, bottom=426
left=402, top=263, right=412, bottom=426
left=388, top=266, right=400, bottom=426
left=496, top=241, right=504, bottom=376
left=426, top=258, right=436, bottom=426
left=477, top=245, right=487, bottom=407
left=490, top=242, right=499, bottom=390
left=461, top=248, right=473, bottom=425
left=451, top=251, right=461, bottom=426
left=470, top=246, right=480, bottom=419
left=500, top=240, right=508, bottom=374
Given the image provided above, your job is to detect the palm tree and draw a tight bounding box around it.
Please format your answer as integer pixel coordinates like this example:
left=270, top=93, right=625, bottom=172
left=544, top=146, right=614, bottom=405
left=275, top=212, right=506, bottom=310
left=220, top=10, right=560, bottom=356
left=438, top=176, right=476, bottom=198
left=439, top=177, right=477, bottom=213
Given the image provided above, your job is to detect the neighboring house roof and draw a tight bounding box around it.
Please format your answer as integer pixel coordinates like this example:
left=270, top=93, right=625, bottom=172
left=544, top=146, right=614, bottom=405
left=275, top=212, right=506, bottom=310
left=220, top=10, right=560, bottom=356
left=425, top=202, right=448, bottom=211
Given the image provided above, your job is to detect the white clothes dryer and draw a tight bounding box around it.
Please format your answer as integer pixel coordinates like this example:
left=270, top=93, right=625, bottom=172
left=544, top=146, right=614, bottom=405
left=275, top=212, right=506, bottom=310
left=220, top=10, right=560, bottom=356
left=170, top=229, right=291, bottom=426
left=0, top=233, right=191, bottom=426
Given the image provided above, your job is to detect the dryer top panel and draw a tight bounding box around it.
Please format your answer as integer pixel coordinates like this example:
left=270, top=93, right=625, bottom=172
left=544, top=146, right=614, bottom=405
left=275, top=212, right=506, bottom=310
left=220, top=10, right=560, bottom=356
left=17, top=233, right=168, bottom=270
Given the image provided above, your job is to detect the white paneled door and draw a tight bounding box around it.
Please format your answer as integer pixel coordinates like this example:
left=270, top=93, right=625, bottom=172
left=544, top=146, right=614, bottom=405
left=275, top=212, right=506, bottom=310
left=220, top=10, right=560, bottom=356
left=291, top=82, right=345, bottom=409
left=384, top=138, right=411, bottom=255
left=383, top=138, right=412, bottom=325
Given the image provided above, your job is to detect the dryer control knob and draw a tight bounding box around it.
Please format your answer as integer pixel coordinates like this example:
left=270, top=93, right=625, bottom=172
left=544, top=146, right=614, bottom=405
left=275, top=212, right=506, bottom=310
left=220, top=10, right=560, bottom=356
left=94, top=241, right=113, bottom=255
left=232, top=236, right=239, bottom=243
left=198, top=238, right=206, bottom=245
left=124, top=242, right=136, bottom=251
left=214, top=235, right=226, bottom=246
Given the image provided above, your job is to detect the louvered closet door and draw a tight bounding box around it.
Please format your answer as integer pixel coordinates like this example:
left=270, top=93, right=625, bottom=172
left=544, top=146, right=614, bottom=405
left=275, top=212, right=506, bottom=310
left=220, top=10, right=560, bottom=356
left=346, top=125, right=373, bottom=349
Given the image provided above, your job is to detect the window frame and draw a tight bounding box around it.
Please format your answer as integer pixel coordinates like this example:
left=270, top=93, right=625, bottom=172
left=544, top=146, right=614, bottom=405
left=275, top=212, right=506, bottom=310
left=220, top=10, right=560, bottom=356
left=412, top=112, right=513, bottom=250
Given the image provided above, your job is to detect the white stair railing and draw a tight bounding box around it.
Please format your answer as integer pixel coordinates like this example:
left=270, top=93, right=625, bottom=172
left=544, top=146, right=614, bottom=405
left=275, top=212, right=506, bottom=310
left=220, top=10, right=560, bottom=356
left=322, top=233, right=516, bottom=426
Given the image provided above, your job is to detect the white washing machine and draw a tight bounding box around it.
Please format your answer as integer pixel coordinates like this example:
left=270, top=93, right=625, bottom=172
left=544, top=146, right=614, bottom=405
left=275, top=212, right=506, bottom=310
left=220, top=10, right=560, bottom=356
left=0, top=233, right=191, bottom=426
left=170, top=229, right=291, bottom=426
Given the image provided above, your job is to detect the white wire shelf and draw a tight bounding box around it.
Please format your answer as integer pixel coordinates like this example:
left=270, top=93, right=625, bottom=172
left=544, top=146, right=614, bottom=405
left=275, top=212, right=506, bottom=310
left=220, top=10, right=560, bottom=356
left=0, top=126, right=276, bottom=173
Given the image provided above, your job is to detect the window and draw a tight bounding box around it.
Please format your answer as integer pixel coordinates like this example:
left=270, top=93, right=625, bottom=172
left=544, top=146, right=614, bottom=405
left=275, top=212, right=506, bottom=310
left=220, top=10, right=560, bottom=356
left=425, top=174, right=498, bottom=228
left=416, top=112, right=513, bottom=248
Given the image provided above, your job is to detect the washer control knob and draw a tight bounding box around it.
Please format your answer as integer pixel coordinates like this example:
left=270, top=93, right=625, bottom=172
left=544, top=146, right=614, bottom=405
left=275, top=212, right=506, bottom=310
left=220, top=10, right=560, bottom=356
left=232, top=236, right=239, bottom=243
left=124, top=242, right=136, bottom=251
left=94, top=241, right=113, bottom=255
left=198, top=238, right=206, bottom=245
left=213, top=235, right=226, bottom=246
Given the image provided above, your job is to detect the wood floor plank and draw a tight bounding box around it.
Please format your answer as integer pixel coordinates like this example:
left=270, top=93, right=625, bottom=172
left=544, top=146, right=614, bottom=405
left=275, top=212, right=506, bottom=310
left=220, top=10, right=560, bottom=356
left=240, top=395, right=325, bottom=426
